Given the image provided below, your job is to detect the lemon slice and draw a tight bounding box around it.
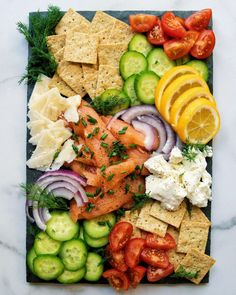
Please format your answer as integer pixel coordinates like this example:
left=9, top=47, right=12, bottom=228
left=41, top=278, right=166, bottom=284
left=170, top=87, right=216, bottom=129
left=160, top=74, right=210, bottom=121
left=177, top=98, right=220, bottom=144
left=155, top=65, right=198, bottom=110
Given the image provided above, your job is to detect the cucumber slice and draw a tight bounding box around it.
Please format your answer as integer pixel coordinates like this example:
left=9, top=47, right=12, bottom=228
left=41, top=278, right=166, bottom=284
left=59, top=239, right=87, bottom=271
left=57, top=267, right=86, bottom=284
left=100, top=88, right=121, bottom=99
left=46, top=211, right=79, bottom=242
left=84, top=253, right=104, bottom=282
left=176, top=54, right=191, bottom=65
left=135, top=71, right=160, bottom=104
left=83, top=213, right=116, bottom=239
left=34, top=231, right=61, bottom=255
left=147, top=48, right=176, bottom=77
left=79, top=226, right=85, bottom=240
left=128, top=34, right=153, bottom=57
left=33, top=255, right=64, bottom=281
left=119, top=51, right=148, bottom=80
left=27, top=247, right=37, bottom=274
left=186, top=60, right=209, bottom=81
left=83, top=231, right=109, bottom=248
left=123, top=74, right=141, bottom=106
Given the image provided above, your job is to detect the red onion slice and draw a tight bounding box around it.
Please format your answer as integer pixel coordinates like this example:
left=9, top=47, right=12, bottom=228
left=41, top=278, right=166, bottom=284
left=41, top=208, right=51, bottom=223
left=37, top=175, right=85, bottom=191
left=162, top=121, right=177, bottom=154
left=132, top=120, right=158, bottom=151
left=50, top=187, right=75, bottom=200
left=106, top=109, right=127, bottom=130
left=32, top=201, right=46, bottom=231
left=121, top=105, right=159, bottom=123
left=137, top=115, right=167, bottom=153
left=74, top=192, right=87, bottom=207
left=25, top=200, right=34, bottom=223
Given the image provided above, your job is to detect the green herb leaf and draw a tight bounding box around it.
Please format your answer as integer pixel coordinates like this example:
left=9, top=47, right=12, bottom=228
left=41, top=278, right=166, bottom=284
left=85, top=203, right=95, bottom=212
left=107, top=190, right=114, bottom=195
left=129, top=143, right=137, bottom=149
left=125, top=184, right=130, bottom=194
left=116, top=208, right=126, bottom=218
left=182, top=143, right=209, bottom=162
left=87, top=115, right=97, bottom=125
left=107, top=173, right=115, bottom=181
left=100, top=165, right=106, bottom=172
left=90, top=151, right=94, bottom=159
left=71, top=132, right=78, bottom=141
left=186, top=199, right=193, bottom=218
left=171, top=266, right=199, bottom=279
left=118, top=126, right=128, bottom=135
left=91, top=95, right=128, bottom=116
left=101, top=142, right=109, bottom=149
left=84, top=145, right=90, bottom=153
left=72, top=144, right=80, bottom=156
left=100, top=133, right=108, bottom=140
left=81, top=117, right=87, bottom=127
left=131, top=193, right=150, bottom=211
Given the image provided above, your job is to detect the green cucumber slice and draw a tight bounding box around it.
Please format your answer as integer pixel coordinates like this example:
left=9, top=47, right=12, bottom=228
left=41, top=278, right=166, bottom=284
left=123, top=74, right=141, bottom=106
left=83, top=213, right=116, bottom=239
left=27, top=247, right=37, bottom=274
left=186, top=60, right=209, bottom=81
left=57, top=267, right=86, bottom=284
left=83, top=231, right=109, bottom=248
left=46, top=211, right=79, bottom=242
left=135, top=71, right=160, bottom=104
left=128, top=34, right=153, bottom=57
left=33, top=255, right=64, bottom=281
left=147, top=48, right=176, bottom=77
left=176, top=54, right=191, bottom=65
left=119, top=51, right=148, bottom=80
left=84, top=253, right=104, bottom=282
left=34, top=231, right=61, bottom=255
left=59, top=239, right=87, bottom=271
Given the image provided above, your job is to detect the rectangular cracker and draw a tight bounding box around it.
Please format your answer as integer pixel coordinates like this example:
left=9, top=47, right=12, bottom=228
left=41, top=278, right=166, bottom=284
left=91, top=11, right=116, bottom=34
left=177, top=221, right=210, bottom=253
left=53, top=48, right=64, bottom=64
left=183, top=206, right=211, bottom=225
left=108, top=19, right=134, bottom=45
left=96, top=65, right=123, bottom=96
left=136, top=202, right=168, bottom=237
left=175, top=248, right=215, bottom=284
left=96, top=29, right=113, bottom=45
left=64, top=32, right=98, bottom=64
left=167, top=226, right=185, bottom=270
left=57, top=61, right=86, bottom=97
left=55, top=8, right=90, bottom=34
left=46, top=34, right=66, bottom=56
left=120, top=210, right=142, bottom=238
left=49, top=73, right=76, bottom=97
left=82, top=64, right=98, bottom=99
left=150, top=201, right=186, bottom=228
left=98, top=43, right=127, bottom=68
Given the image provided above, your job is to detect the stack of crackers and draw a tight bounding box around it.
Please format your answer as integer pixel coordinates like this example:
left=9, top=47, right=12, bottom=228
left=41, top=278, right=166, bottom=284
left=46, top=9, right=134, bottom=99
left=121, top=200, right=215, bottom=284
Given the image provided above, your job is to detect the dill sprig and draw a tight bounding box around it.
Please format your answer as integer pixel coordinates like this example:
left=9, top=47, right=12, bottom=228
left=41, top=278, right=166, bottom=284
left=17, top=5, right=63, bottom=84
left=131, top=193, right=150, bottom=211
left=91, top=95, right=128, bottom=116
left=171, top=266, right=199, bottom=279
left=182, top=143, right=208, bottom=161
left=21, top=183, right=68, bottom=210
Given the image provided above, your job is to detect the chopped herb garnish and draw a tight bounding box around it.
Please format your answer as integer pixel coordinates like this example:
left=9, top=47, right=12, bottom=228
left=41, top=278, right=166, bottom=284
left=100, top=165, right=106, bottom=172
left=91, top=95, right=128, bottom=116
left=90, top=151, right=94, bottom=159
left=186, top=199, right=193, bottom=218
left=171, top=266, right=199, bottom=279
left=81, top=117, right=87, bottom=127
left=116, top=208, right=126, bottom=218
left=138, top=184, right=144, bottom=192
left=182, top=143, right=209, bottom=161
left=84, top=145, right=90, bottom=153
left=71, top=132, right=78, bottom=140
left=52, top=149, right=60, bottom=163
left=72, top=144, right=80, bottom=156
left=118, top=126, right=128, bottom=135
left=107, top=190, right=114, bottom=195
left=129, top=143, right=137, bottom=149
left=125, top=184, right=130, bottom=194
left=100, top=133, right=108, bottom=140
left=110, top=160, right=122, bottom=165
left=87, top=115, right=97, bottom=125
left=95, top=188, right=102, bottom=196
left=86, top=192, right=95, bottom=198
left=108, top=140, right=128, bottom=160
left=85, top=203, right=95, bottom=212
left=100, top=192, right=104, bottom=199
left=107, top=173, right=115, bottom=181
left=130, top=172, right=137, bottom=180
left=106, top=221, right=113, bottom=229
left=121, top=171, right=127, bottom=174
left=121, top=154, right=129, bottom=160
left=87, top=127, right=100, bottom=139
left=97, top=221, right=106, bottom=226
left=101, top=142, right=109, bottom=149
left=131, top=193, right=150, bottom=211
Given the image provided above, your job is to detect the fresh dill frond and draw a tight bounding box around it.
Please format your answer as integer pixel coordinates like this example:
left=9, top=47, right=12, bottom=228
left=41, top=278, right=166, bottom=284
left=182, top=143, right=209, bottom=161
left=131, top=193, right=151, bottom=211
left=91, top=95, right=128, bottom=116
left=171, top=266, right=199, bottom=279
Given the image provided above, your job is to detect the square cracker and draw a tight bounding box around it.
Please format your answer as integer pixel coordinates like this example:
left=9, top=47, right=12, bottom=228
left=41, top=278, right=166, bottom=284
left=55, top=8, right=90, bottom=34
left=96, top=65, right=123, bottom=96
left=82, top=64, right=98, bottom=99
left=49, top=73, right=76, bottom=97
left=57, top=61, right=86, bottom=97
left=120, top=210, right=142, bottom=238
left=177, top=221, right=210, bottom=253
left=91, top=11, right=116, bottom=34
left=175, top=248, right=215, bottom=284
left=136, top=202, right=168, bottom=237
left=96, top=29, right=113, bottom=45
left=98, top=43, right=127, bottom=68
left=46, top=34, right=66, bottom=56
left=167, top=226, right=185, bottom=270
left=53, top=48, right=64, bottom=64
left=64, top=32, right=98, bottom=64
left=183, top=206, right=211, bottom=225
left=150, top=201, right=186, bottom=228
left=109, top=19, right=134, bottom=45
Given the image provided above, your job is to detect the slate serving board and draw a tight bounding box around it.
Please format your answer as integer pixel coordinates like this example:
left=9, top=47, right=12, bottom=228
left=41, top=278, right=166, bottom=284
left=26, top=10, right=213, bottom=285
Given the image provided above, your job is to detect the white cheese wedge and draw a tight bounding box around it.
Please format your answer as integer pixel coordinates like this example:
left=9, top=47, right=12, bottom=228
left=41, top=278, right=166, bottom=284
left=64, top=95, right=81, bottom=123
left=28, top=74, right=51, bottom=108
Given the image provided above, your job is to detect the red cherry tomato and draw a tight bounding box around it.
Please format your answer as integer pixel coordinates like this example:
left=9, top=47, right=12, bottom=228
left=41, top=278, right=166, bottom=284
left=147, top=17, right=169, bottom=45
left=161, top=12, right=186, bottom=38
left=124, top=238, right=145, bottom=268
left=127, top=266, right=146, bottom=288
left=140, top=248, right=169, bottom=268
left=164, top=39, right=190, bottom=60
left=147, top=263, right=174, bottom=282
left=183, top=30, right=200, bottom=49
left=129, top=14, right=157, bottom=33
left=145, top=233, right=176, bottom=250
left=106, top=245, right=128, bottom=272
left=185, top=9, right=212, bottom=31
left=103, top=269, right=130, bottom=291
left=175, top=16, right=186, bottom=28
left=190, top=30, right=215, bottom=59
left=109, top=222, right=133, bottom=252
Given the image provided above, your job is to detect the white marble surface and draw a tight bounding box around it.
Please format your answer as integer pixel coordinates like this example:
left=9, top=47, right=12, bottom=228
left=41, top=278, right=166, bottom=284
left=0, top=0, right=236, bottom=294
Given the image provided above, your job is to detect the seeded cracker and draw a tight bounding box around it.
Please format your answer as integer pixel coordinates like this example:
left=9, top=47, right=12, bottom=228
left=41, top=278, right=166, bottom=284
left=167, top=226, right=185, bottom=270
left=96, top=65, right=123, bottom=97
left=49, top=73, right=76, bottom=97
left=183, top=206, right=211, bottom=225
left=175, top=248, right=215, bottom=284
left=53, top=48, right=64, bottom=64
left=96, top=29, right=113, bottom=45
left=91, top=11, right=116, bottom=34
left=57, top=61, right=86, bottom=97
left=64, top=32, right=98, bottom=64
left=98, top=43, right=128, bottom=68
left=108, top=19, right=134, bottom=45
left=82, top=64, right=98, bottom=99
left=150, top=201, right=187, bottom=228
left=136, top=202, right=168, bottom=237
left=177, top=221, right=210, bottom=253
left=55, top=8, right=90, bottom=34
left=46, top=34, right=66, bottom=56
left=119, top=210, right=142, bottom=238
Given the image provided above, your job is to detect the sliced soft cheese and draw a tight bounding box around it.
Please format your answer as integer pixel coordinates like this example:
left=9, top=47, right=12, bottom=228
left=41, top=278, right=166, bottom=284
left=64, top=95, right=81, bottom=123
left=28, top=74, right=51, bottom=108
left=26, top=150, right=56, bottom=171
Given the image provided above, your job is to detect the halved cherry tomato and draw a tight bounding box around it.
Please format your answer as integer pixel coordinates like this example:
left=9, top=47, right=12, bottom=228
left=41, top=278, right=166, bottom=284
left=106, top=245, right=128, bottom=272
left=164, top=39, right=190, bottom=60
left=147, top=263, right=174, bottom=282
left=145, top=233, right=176, bottom=250
left=140, top=248, right=169, bottom=268
left=147, top=17, right=169, bottom=45
left=124, top=238, right=145, bottom=268
left=129, top=14, right=157, bottom=33
left=127, top=266, right=146, bottom=288
left=185, top=9, right=212, bottom=31
left=109, top=222, right=133, bottom=252
left=103, top=269, right=130, bottom=291
left=190, top=30, right=215, bottom=59
left=183, top=30, right=199, bottom=49
left=175, top=16, right=186, bottom=28
left=161, top=12, right=186, bottom=38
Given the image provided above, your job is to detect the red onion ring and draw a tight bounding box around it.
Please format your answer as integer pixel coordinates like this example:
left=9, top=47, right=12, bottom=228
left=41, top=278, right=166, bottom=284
left=25, top=200, right=34, bottom=223
left=32, top=201, right=46, bottom=231
left=121, top=105, right=158, bottom=123
left=162, top=121, right=177, bottom=154
left=106, top=109, right=127, bottom=130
